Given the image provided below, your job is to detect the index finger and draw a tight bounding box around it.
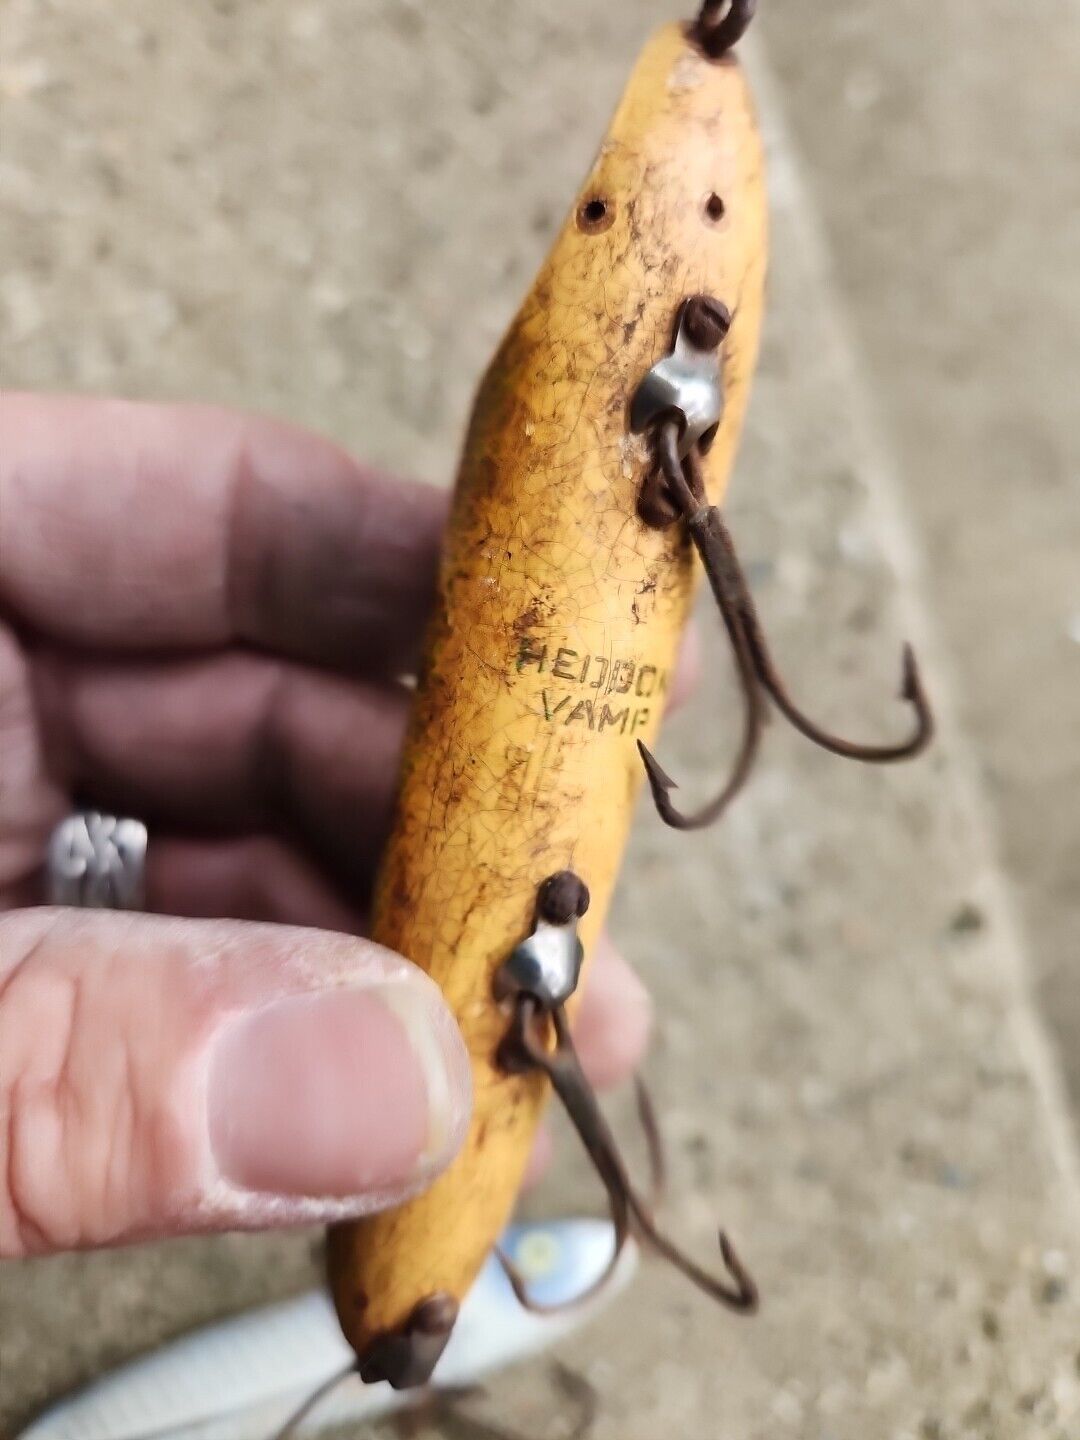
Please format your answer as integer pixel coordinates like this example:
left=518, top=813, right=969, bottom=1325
left=0, top=394, right=448, bottom=673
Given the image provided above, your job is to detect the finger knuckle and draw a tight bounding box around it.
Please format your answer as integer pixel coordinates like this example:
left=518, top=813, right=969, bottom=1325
left=0, top=918, right=138, bottom=1256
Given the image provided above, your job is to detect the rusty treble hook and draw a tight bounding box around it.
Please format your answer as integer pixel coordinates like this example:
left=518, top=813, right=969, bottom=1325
left=493, top=870, right=756, bottom=1317
left=633, top=309, right=934, bottom=831
left=497, top=997, right=757, bottom=1316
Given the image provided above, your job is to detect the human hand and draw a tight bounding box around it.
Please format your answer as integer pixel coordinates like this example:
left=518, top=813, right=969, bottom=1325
left=0, top=395, right=683, bottom=1259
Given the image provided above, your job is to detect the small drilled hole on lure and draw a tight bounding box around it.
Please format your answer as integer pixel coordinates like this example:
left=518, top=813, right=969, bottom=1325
left=577, top=196, right=614, bottom=234
left=703, top=191, right=726, bottom=223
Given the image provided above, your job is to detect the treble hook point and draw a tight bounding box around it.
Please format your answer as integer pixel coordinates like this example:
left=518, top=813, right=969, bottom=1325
left=637, top=741, right=698, bottom=831
left=896, top=642, right=935, bottom=754
left=900, top=642, right=930, bottom=714
left=637, top=740, right=676, bottom=795
left=719, top=1230, right=760, bottom=1313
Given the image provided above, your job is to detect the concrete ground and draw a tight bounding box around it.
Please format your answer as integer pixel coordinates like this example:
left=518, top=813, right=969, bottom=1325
left=2, top=3, right=1078, bottom=1437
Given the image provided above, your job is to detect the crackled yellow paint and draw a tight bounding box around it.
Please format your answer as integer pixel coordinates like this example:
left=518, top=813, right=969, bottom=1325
left=329, top=23, right=767, bottom=1367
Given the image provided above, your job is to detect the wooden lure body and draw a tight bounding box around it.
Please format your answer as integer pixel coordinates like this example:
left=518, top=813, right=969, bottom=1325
left=328, top=22, right=768, bottom=1383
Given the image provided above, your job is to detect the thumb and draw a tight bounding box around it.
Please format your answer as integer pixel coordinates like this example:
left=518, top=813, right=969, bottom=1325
left=0, top=908, right=471, bottom=1258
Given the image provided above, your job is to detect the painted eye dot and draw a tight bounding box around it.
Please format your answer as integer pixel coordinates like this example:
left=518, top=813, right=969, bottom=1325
left=515, top=1230, right=562, bottom=1280
left=704, top=192, right=726, bottom=224
left=577, top=197, right=615, bottom=234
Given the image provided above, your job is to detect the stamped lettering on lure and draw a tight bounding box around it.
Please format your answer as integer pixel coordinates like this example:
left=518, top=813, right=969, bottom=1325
left=515, top=639, right=669, bottom=735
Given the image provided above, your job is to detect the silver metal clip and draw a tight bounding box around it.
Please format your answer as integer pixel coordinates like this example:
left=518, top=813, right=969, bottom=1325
left=498, top=917, right=584, bottom=1009
left=495, top=871, right=589, bottom=1009
left=630, top=299, right=727, bottom=457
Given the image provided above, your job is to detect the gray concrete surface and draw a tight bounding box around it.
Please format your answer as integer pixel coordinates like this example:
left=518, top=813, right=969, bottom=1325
left=760, top=0, right=1080, bottom=1123
left=2, top=3, right=1079, bottom=1437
